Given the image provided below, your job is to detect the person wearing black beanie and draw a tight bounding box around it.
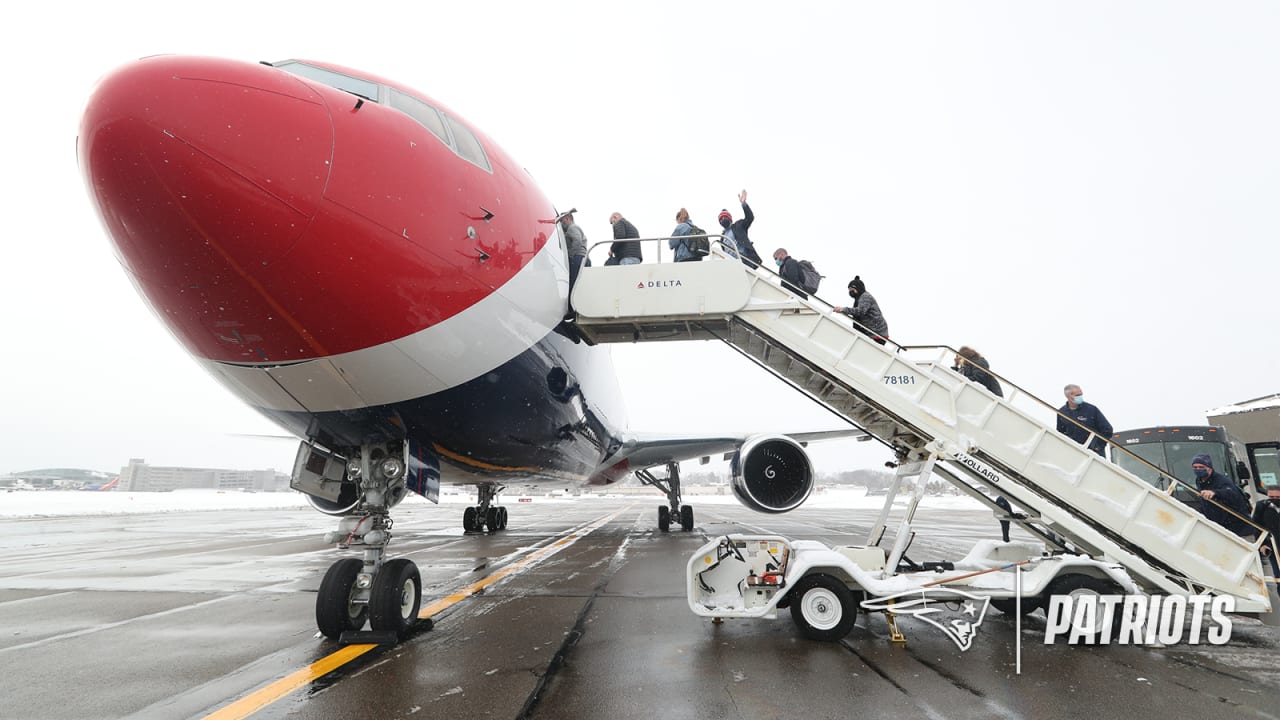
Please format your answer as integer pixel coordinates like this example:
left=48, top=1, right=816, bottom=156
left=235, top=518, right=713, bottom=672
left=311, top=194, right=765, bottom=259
left=1191, top=453, right=1254, bottom=538
left=833, top=275, right=888, bottom=344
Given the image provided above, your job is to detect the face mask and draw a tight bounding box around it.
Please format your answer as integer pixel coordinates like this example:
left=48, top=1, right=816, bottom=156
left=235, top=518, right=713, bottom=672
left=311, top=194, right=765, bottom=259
left=1193, top=468, right=1209, bottom=479
left=1072, top=395, right=1084, bottom=405
left=719, top=218, right=731, bottom=228
left=775, top=258, right=784, bottom=267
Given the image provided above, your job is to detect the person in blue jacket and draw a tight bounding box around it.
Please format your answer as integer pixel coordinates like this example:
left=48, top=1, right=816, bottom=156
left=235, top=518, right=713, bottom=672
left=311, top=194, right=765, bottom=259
left=669, top=208, right=701, bottom=262
left=1056, top=384, right=1112, bottom=456
left=1192, top=454, right=1254, bottom=538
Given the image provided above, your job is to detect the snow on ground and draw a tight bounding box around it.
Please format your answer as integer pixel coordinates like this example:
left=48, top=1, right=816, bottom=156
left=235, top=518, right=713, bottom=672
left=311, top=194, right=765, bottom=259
left=0, top=487, right=986, bottom=519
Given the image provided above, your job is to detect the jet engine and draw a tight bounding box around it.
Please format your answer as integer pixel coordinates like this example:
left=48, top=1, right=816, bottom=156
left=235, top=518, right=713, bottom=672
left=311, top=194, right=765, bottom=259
left=731, top=435, right=814, bottom=513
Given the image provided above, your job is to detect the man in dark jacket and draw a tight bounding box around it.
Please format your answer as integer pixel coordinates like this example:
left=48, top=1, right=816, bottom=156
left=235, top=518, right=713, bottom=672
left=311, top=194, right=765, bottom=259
left=833, top=276, right=889, bottom=344
left=772, top=248, right=807, bottom=299
left=1056, top=384, right=1112, bottom=456
left=1192, top=454, right=1254, bottom=538
left=607, top=212, right=642, bottom=265
left=717, top=190, right=761, bottom=267
left=1252, top=485, right=1280, bottom=574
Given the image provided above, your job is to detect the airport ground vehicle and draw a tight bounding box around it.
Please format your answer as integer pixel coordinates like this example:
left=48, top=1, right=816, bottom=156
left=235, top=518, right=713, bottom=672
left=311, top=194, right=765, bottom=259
left=1110, top=425, right=1257, bottom=504
left=682, top=459, right=1140, bottom=643
left=686, top=534, right=1137, bottom=642
left=572, top=258, right=1271, bottom=623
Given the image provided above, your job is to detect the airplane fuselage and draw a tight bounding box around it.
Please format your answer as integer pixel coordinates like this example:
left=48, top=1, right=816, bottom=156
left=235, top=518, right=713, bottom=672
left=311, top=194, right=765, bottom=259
left=79, top=56, right=628, bottom=487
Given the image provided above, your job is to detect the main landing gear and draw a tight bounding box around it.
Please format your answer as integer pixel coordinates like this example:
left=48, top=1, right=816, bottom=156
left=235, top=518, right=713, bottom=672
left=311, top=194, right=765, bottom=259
left=313, top=442, right=424, bottom=644
left=463, top=483, right=508, bottom=533
left=636, top=461, right=695, bottom=532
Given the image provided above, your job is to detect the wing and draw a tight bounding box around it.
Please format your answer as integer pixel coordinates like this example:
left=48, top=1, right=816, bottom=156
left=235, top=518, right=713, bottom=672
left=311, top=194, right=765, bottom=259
left=602, top=427, right=867, bottom=475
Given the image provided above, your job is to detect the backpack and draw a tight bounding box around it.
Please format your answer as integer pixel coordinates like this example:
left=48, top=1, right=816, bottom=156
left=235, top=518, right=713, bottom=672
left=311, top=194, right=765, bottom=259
left=685, top=224, right=710, bottom=256
left=797, top=260, right=822, bottom=294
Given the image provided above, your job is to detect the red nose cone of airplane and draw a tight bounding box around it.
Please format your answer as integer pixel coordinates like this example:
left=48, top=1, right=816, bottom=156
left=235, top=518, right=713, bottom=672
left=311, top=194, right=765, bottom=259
left=79, top=56, right=333, bottom=361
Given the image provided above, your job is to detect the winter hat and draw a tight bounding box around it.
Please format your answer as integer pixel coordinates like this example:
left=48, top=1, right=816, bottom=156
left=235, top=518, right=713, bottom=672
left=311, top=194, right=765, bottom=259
left=717, top=209, right=732, bottom=223
left=1191, top=453, right=1213, bottom=468
left=848, top=276, right=865, bottom=294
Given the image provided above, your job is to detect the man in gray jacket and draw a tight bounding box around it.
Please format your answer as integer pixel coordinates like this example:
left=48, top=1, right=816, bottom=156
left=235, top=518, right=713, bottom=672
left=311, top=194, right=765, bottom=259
left=560, top=211, right=589, bottom=289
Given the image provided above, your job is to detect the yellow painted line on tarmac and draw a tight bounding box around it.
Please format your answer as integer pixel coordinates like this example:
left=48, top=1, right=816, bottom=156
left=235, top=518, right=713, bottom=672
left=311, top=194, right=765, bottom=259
left=202, top=508, right=624, bottom=720
left=418, top=510, right=619, bottom=619
left=203, top=643, right=376, bottom=720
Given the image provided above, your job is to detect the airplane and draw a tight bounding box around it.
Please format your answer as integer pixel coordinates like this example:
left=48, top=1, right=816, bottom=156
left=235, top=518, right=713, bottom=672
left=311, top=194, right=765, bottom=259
left=81, top=476, right=121, bottom=491
left=77, top=55, right=855, bottom=642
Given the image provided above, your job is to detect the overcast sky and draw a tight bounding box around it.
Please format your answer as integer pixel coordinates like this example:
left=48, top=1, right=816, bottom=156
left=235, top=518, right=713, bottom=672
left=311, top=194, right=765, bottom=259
left=3, top=1, right=1278, bottom=478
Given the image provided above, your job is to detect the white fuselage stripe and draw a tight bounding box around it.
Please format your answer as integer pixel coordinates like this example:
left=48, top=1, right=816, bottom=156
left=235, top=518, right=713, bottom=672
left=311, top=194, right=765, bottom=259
left=199, top=232, right=570, bottom=413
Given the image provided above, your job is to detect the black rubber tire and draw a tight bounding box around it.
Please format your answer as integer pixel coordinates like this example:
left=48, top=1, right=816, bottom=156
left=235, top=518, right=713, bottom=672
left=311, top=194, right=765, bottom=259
left=316, top=558, right=367, bottom=640
left=658, top=505, right=670, bottom=532
left=788, top=574, right=857, bottom=641
left=991, top=597, right=1042, bottom=616
left=497, top=506, right=508, bottom=530
left=369, top=558, right=422, bottom=638
left=463, top=506, right=478, bottom=532
left=486, top=506, right=500, bottom=531
left=1046, top=574, right=1118, bottom=644
left=680, top=504, right=694, bottom=531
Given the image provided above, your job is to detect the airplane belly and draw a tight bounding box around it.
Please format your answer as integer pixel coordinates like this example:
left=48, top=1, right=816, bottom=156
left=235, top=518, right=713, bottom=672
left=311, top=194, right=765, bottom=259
left=256, top=330, right=625, bottom=483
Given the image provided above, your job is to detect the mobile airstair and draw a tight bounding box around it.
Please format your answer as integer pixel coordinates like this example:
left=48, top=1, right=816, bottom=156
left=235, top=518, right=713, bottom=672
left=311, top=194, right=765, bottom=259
left=569, top=241, right=1271, bottom=613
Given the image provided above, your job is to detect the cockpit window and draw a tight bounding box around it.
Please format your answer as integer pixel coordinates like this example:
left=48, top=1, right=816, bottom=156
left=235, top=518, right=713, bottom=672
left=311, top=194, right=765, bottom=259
left=388, top=89, right=449, bottom=145
left=443, top=114, right=492, bottom=172
left=275, top=61, right=379, bottom=101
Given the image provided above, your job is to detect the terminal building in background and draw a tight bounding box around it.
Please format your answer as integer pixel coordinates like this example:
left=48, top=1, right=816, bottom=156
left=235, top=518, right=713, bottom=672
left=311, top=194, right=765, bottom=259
left=0, top=468, right=115, bottom=490
left=120, top=458, right=291, bottom=492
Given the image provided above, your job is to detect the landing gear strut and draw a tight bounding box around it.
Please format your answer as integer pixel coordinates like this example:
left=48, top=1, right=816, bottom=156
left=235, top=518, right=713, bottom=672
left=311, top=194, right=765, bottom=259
left=312, top=442, right=424, bottom=643
left=637, top=462, right=695, bottom=532
left=463, top=483, right=507, bottom=533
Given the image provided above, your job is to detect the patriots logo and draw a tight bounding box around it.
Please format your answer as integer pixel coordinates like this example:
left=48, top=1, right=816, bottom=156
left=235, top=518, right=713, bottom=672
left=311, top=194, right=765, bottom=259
left=861, top=588, right=991, bottom=651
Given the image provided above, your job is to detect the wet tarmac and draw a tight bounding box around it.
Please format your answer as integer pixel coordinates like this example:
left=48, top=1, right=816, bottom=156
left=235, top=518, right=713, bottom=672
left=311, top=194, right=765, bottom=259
left=1, top=497, right=1278, bottom=720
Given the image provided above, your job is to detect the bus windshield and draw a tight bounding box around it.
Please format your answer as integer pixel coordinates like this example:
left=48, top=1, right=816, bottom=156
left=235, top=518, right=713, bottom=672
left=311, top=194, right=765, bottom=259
left=1110, top=427, right=1238, bottom=502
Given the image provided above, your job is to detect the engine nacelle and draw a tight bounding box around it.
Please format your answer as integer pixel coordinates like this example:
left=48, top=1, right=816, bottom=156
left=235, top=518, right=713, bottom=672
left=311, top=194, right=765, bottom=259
left=731, top=435, right=814, bottom=513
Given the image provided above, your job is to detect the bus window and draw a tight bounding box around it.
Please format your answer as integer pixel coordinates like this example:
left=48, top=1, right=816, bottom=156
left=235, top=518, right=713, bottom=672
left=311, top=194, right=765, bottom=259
left=1251, top=444, right=1280, bottom=489
left=1112, top=444, right=1167, bottom=488
left=1110, top=426, right=1245, bottom=505
left=1163, top=441, right=1231, bottom=484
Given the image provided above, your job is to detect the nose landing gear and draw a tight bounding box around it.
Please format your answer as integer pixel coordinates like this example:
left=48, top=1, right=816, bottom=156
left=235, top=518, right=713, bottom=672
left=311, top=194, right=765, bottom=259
left=312, top=443, right=426, bottom=644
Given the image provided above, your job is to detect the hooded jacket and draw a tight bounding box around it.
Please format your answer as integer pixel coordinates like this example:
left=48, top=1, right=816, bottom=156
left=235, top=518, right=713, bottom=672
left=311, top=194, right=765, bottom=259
left=1196, top=469, right=1254, bottom=537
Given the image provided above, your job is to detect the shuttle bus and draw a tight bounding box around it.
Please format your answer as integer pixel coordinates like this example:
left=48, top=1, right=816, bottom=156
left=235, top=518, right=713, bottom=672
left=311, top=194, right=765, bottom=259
left=1109, top=425, right=1256, bottom=505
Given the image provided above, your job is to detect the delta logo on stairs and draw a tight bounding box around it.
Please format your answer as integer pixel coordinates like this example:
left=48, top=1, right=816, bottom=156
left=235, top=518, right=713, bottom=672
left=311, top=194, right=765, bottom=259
left=635, top=280, right=684, bottom=289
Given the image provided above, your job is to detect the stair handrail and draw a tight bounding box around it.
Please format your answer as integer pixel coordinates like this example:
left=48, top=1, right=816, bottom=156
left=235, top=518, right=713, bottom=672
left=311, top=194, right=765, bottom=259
left=892, top=343, right=1265, bottom=538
